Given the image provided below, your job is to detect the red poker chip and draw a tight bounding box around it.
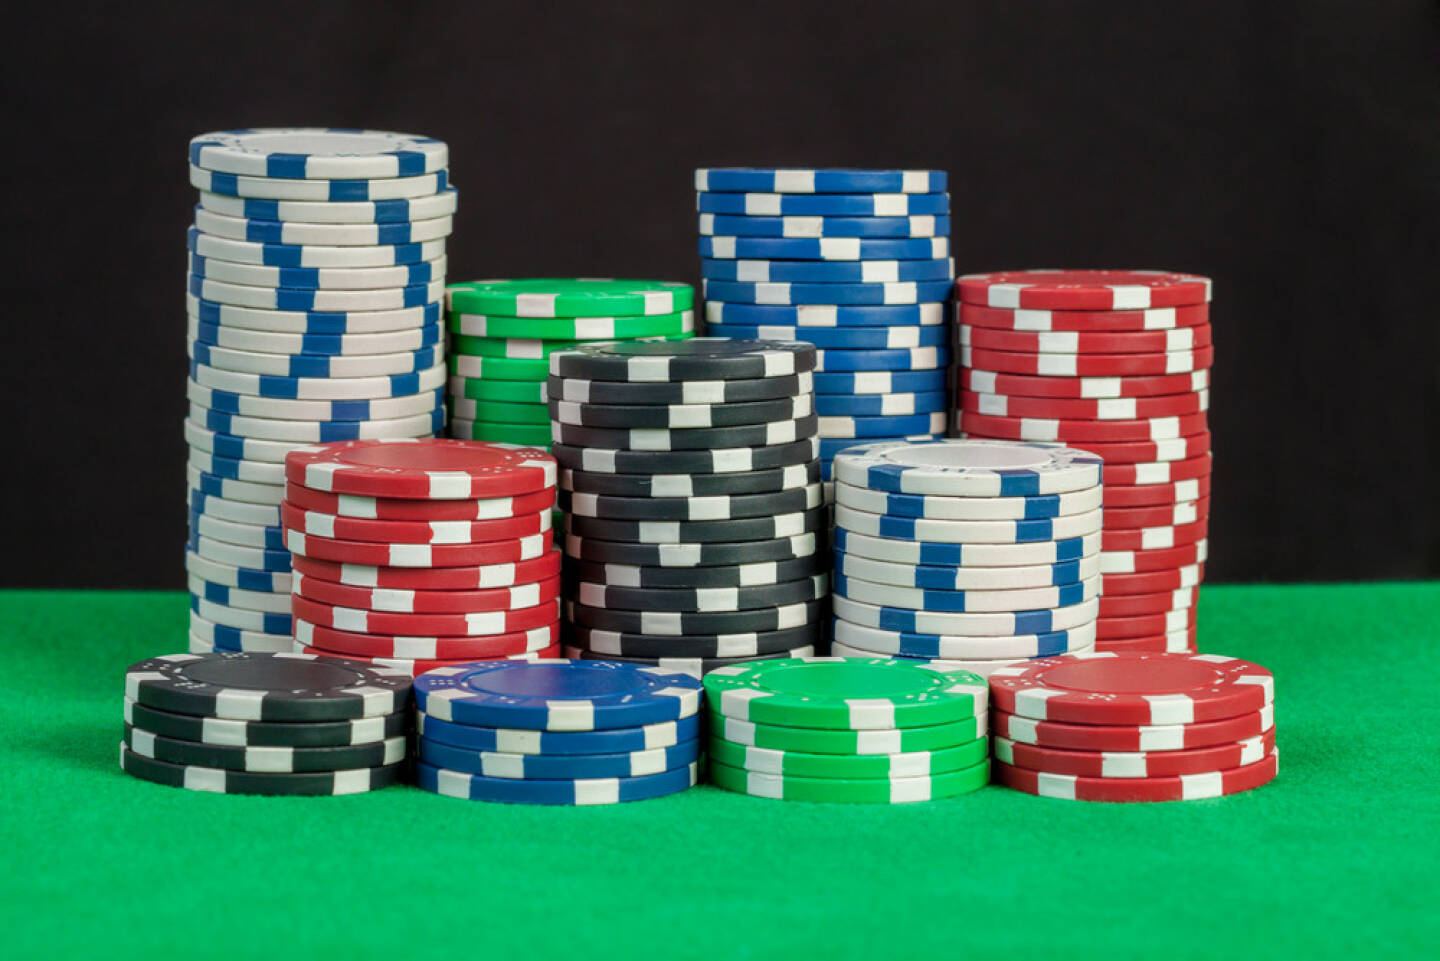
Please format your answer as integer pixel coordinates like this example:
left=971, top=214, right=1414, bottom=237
left=1100, top=452, right=1212, bottom=487
left=959, top=323, right=1212, bottom=355
left=298, top=642, right=561, bottom=677
left=1066, top=432, right=1211, bottom=465
left=1100, top=540, right=1208, bottom=574
left=960, top=344, right=1214, bottom=378
left=958, top=302, right=1211, bottom=332
left=1101, top=565, right=1205, bottom=596
left=1096, top=607, right=1199, bottom=640
left=956, top=270, right=1213, bottom=310
left=993, top=751, right=1277, bottom=802
left=294, top=618, right=558, bottom=659
left=1096, top=630, right=1199, bottom=654
left=1103, top=498, right=1210, bottom=531
left=958, top=388, right=1209, bottom=421
left=290, top=550, right=561, bottom=590
left=956, top=410, right=1208, bottom=443
left=1100, top=517, right=1208, bottom=552
left=961, top=366, right=1210, bottom=400
left=1104, top=475, right=1211, bottom=508
left=285, top=438, right=556, bottom=500
left=1098, top=586, right=1200, bottom=618
left=284, top=483, right=556, bottom=522
left=291, top=593, right=560, bottom=636
left=285, top=527, right=552, bottom=567
left=992, top=703, right=1274, bottom=752
left=294, top=572, right=561, bottom=614
left=281, top=501, right=551, bottom=545
left=988, top=652, right=1274, bottom=725
left=996, top=728, right=1275, bottom=779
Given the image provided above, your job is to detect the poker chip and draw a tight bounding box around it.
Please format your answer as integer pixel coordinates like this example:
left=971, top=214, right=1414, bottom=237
left=959, top=389, right=1209, bottom=421
left=1104, top=475, right=1211, bottom=508
left=189, top=164, right=448, bottom=202
left=832, top=618, right=1097, bottom=661
left=419, top=759, right=698, bottom=804
left=705, top=301, right=947, bottom=328
left=701, top=278, right=953, bottom=306
left=834, top=480, right=1102, bottom=520
left=1100, top=452, right=1213, bottom=486
left=700, top=256, right=953, bottom=283
left=560, top=461, right=820, bottom=497
left=124, top=695, right=407, bottom=749
left=417, top=711, right=701, bottom=755
left=449, top=396, right=551, bottom=426
left=125, top=722, right=406, bottom=772
left=449, top=353, right=549, bottom=381
left=293, top=644, right=562, bottom=677
left=709, top=711, right=986, bottom=756
left=451, top=375, right=547, bottom=404
left=699, top=213, right=950, bottom=238
left=699, top=235, right=949, bottom=262
left=189, top=338, right=438, bottom=378
left=448, top=418, right=552, bottom=445
left=191, top=250, right=447, bottom=289
left=959, top=344, right=1214, bottom=378
left=956, top=270, right=1212, bottom=309
left=189, top=465, right=284, bottom=505
left=1103, top=498, right=1210, bottom=530
left=1097, top=631, right=1199, bottom=653
left=189, top=316, right=443, bottom=354
left=813, top=369, right=947, bottom=394
left=185, top=550, right=289, bottom=594
left=566, top=598, right=826, bottom=636
left=280, top=501, right=550, bottom=544
left=189, top=488, right=281, bottom=527
left=451, top=331, right=692, bottom=360
left=959, top=323, right=1211, bottom=354
left=834, top=593, right=1100, bottom=637
left=813, top=346, right=950, bottom=372
left=954, top=410, right=1208, bottom=443
left=188, top=273, right=445, bottom=313
left=121, top=745, right=407, bottom=796
left=190, top=129, right=448, bottom=179
left=1101, top=564, right=1205, bottom=595
left=294, top=571, right=560, bottom=614
left=575, top=574, right=828, bottom=613
left=193, top=207, right=454, bottom=247
left=696, top=191, right=949, bottom=216
left=550, top=436, right=820, bottom=475
left=188, top=404, right=443, bottom=444
left=832, top=438, right=1101, bottom=496
left=559, top=646, right=817, bottom=678
left=834, top=572, right=1098, bottom=614
left=418, top=735, right=700, bottom=779
left=1098, top=587, right=1200, bottom=618
left=549, top=337, right=816, bottom=382
left=291, top=593, right=557, bottom=635
left=994, top=727, right=1275, bottom=779
left=197, top=186, right=459, bottom=224
left=1095, top=608, right=1198, bottom=640
left=814, top=390, right=948, bottom=417
left=283, top=482, right=554, bottom=521
left=448, top=309, right=695, bottom=340
left=564, top=532, right=820, bottom=568
left=191, top=592, right=290, bottom=633
left=293, top=617, right=559, bottom=659
left=186, top=226, right=447, bottom=268
left=565, top=505, right=828, bottom=544
left=569, top=622, right=821, bottom=659
left=993, top=751, right=1277, bottom=802
left=835, top=503, right=1103, bottom=545
left=285, top=527, right=551, bottom=566
left=569, top=554, right=823, bottom=590
left=550, top=414, right=819, bottom=452
left=709, top=733, right=986, bottom=779
left=189, top=532, right=290, bottom=572
left=959, top=302, right=1210, bottom=332
left=696, top=168, right=947, bottom=194
left=191, top=357, right=447, bottom=400
left=961, top=366, right=1209, bottom=399
left=560, top=484, right=823, bottom=521
left=448, top=278, right=693, bottom=317
left=188, top=380, right=444, bottom=423
left=290, top=549, right=560, bottom=590
left=834, top=550, right=1099, bottom=591
left=547, top=371, right=813, bottom=405
left=549, top=394, right=812, bottom=429
left=1098, top=517, right=1208, bottom=552
left=991, top=699, right=1273, bottom=751
left=835, top=527, right=1099, bottom=568
left=285, top=438, right=554, bottom=498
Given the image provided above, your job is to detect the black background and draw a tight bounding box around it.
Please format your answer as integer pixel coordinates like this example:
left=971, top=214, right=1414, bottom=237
left=3, top=0, right=1437, bottom=588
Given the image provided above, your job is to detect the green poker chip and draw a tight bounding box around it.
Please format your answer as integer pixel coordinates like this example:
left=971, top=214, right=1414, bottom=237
left=447, top=397, right=549, bottom=424
left=447, top=279, right=694, bottom=318
left=706, top=711, right=986, bottom=755
left=447, top=309, right=696, bottom=340
left=708, top=756, right=990, bottom=804
left=448, top=353, right=548, bottom=381
left=708, top=733, right=987, bottom=779
left=452, top=331, right=693, bottom=360
left=703, top=657, right=987, bottom=730
left=448, top=375, right=547, bottom=404
left=449, top=417, right=553, bottom=446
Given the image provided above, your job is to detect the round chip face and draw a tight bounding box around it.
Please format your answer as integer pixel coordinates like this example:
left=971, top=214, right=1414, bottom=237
left=414, top=659, right=704, bottom=730
left=988, top=652, right=1274, bottom=725
left=447, top=279, right=694, bottom=318
left=124, top=652, right=412, bottom=722
left=993, top=751, right=1277, bottom=802
left=833, top=439, right=1101, bottom=497
left=549, top=337, right=817, bottom=382
left=704, top=656, right=986, bottom=730
left=189, top=129, right=448, bottom=179
left=285, top=438, right=555, bottom=499
left=957, top=270, right=1213, bottom=310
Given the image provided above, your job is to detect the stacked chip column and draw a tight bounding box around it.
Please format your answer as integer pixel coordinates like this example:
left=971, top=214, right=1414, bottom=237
left=694, top=168, right=953, bottom=492
left=184, top=129, right=455, bottom=654
left=953, top=270, right=1213, bottom=653
left=281, top=438, right=560, bottom=676
left=444, top=279, right=698, bottom=446
left=548, top=339, right=828, bottom=676
left=829, top=440, right=1103, bottom=675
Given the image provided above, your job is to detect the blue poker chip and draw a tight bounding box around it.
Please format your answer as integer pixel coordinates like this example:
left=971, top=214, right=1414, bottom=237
left=189, top=319, right=442, bottom=357
left=831, top=619, right=1096, bottom=660
left=417, top=758, right=698, bottom=805
left=187, top=226, right=445, bottom=268
left=818, top=411, right=948, bottom=439
left=413, top=660, right=704, bottom=731
left=700, top=256, right=953, bottom=284
left=189, top=592, right=292, bottom=634
left=814, top=390, right=948, bottom=417
left=819, top=434, right=939, bottom=462
left=187, top=294, right=441, bottom=334
left=814, top=346, right=950, bottom=372
left=695, top=168, right=947, bottom=194
left=812, top=369, right=948, bottom=395
left=192, top=405, right=445, bottom=443
left=185, top=549, right=290, bottom=594
left=704, top=323, right=946, bottom=350
left=696, top=191, right=949, bottom=217
left=705, top=301, right=945, bottom=327
left=189, top=252, right=445, bottom=290
left=417, top=711, right=702, bottom=755
left=699, top=235, right=950, bottom=262
left=417, top=735, right=700, bottom=779
left=700, top=213, right=950, bottom=239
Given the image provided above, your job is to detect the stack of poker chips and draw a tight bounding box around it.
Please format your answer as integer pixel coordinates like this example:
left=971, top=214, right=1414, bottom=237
left=184, top=129, right=454, bottom=654
left=988, top=652, right=1278, bottom=802
left=121, top=652, right=412, bottom=796
left=705, top=657, right=989, bottom=803
left=548, top=339, right=828, bottom=677
left=828, top=439, right=1103, bottom=676
left=280, top=439, right=561, bottom=676
left=414, top=659, right=702, bottom=804
left=953, top=270, right=1213, bottom=654
left=695, top=167, right=953, bottom=490
left=445, top=279, right=697, bottom=447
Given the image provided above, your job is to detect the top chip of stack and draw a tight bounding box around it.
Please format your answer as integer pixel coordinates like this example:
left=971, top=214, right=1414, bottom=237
left=184, top=128, right=453, bottom=658
left=952, top=269, right=1214, bottom=654
left=281, top=438, right=561, bottom=675
left=120, top=651, right=412, bottom=795
left=695, top=167, right=954, bottom=489
left=445, top=279, right=698, bottom=448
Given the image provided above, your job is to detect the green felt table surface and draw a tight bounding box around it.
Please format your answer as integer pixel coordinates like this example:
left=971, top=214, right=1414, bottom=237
left=2, top=584, right=1437, bottom=960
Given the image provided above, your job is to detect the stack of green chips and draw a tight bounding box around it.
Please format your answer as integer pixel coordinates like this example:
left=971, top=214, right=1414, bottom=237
left=445, top=279, right=697, bottom=447
left=703, top=657, right=991, bottom=803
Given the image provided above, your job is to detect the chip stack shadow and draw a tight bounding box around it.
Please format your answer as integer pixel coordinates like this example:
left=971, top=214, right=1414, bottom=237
left=694, top=167, right=954, bottom=494
left=549, top=338, right=829, bottom=676
left=184, top=129, right=454, bottom=654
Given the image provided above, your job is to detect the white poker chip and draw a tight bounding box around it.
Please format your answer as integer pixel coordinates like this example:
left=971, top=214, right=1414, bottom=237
left=189, top=129, right=448, bottom=179
left=832, top=439, right=1102, bottom=497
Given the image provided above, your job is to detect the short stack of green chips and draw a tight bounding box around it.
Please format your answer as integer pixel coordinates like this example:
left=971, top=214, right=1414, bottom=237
left=703, top=657, right=990, bottom=803
left=445, top=279, right=697, bottom=447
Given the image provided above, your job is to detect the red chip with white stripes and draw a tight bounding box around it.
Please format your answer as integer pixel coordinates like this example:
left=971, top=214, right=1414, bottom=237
left=958, top=389, right=1209, bottom=421
left=961, top=367, right=1209, bottom=400
left=958, top=302, right=1210, bottom=332
left=291, top=551, right=561, bottom=590
left=291, top=593, right=560, bottom=636
left=281, top=501, right=551, bottom=544
left=960, top=344, right=1214, bottom=378
left=293, top=572, right=561, bottom=613
left=284, top=528, right=552, bottom=567
left=294, top=619, right=558, bottom=659
left=959, top=324, right=1213, bottom=354
left=284, top=482, right=556, bottom=521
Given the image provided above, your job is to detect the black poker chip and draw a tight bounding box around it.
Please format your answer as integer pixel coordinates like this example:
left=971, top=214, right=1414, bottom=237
left=119, top=745, right=408, bottom=795
left=550, top=414, right=819, bottom=452
left=123, top=723, right=408, bottom=772
left=567, top=623, right=822, bottom=659
left=559, top=461, right=820, bottom=497
left=559, top=483, right=823, bottom=521
left=563, top=532, right=823, bottom=568
left=565, top=598, right=827, bottom=635
left=550, top=436, right=819, bottom=475
left=565, top=553, right=824, bottom=589
left=564, top=506, right=829, bottom=544
left=546, top=370, right=814, bottom=405
left=548, top=394, right=811, bottom=429
left=548, top=338, right=816, bottom=382
left=574, top=573, right=828, bottom=613
left=123, top=697, right=410, bottom=747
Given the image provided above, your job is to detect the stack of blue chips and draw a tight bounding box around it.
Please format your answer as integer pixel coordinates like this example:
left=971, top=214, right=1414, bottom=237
left=695, top=167, right=953, bottom=494
left=413, top=659, right=703, bottom=805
